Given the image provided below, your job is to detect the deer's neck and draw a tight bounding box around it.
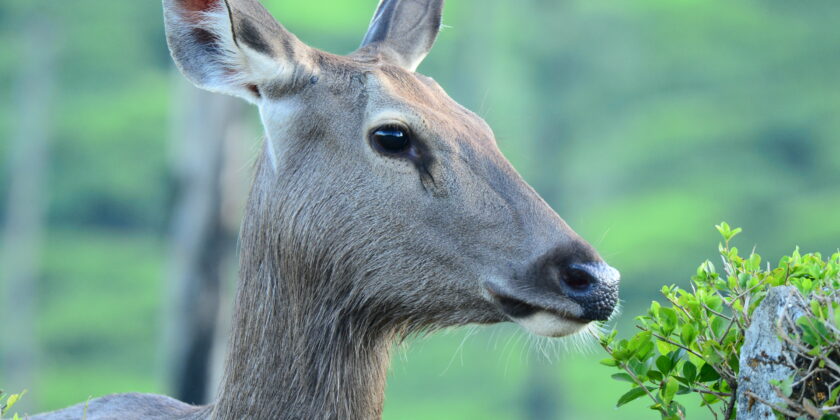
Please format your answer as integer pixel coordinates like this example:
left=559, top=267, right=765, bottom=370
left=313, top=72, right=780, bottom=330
left=210, top=259, right=393, bottom=420
left=208, top=159, right=400, bottom=420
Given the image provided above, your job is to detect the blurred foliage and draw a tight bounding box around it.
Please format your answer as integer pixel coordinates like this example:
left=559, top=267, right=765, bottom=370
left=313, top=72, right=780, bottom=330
left=0, top=390, right=26, bottom=420
left=0, top=0, right=838, bottom=419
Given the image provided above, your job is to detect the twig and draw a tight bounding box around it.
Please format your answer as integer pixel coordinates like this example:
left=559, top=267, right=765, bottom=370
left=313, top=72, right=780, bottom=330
left=703, top=401, right=719, bottom=420
left=665, top=294, right=696, bottom=321
left=723, top=383, right=736, bottom=420
left=599, top=341, right=668, bottom=417
left=636, top=326, right=705, bottom=360
left=700, top=303, right=733, bottom=322
left=744, top=390, right=800, bottom=418
left=779, top=329, right=840, bottom=374
left=691, top=388, right=732, bottom=398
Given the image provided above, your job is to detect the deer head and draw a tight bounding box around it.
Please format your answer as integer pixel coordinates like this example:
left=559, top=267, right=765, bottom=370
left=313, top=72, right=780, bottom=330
left=164, top=0, right=619, bottom=342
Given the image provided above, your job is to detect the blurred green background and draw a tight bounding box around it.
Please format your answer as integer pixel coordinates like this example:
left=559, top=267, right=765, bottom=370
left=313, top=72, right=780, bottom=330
left=1, top=0, right=839, bottom=418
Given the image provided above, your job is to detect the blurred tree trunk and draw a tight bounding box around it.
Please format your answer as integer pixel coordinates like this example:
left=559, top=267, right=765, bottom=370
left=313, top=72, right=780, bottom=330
left=0, top=18, right=55, bottom=411
left=165, top=80, right=245, bottom=405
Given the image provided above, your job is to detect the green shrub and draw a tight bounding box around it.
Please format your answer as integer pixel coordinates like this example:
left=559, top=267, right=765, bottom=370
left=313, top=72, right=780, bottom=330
left=598, top=223, right=840, bottom=419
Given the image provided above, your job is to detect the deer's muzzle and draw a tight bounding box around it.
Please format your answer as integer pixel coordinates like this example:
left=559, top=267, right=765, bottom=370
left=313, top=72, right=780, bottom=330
left=484, top=245, right=620, bottom=337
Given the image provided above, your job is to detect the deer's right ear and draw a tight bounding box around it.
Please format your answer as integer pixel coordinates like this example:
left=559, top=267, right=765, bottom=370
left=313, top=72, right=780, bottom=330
left=163, top=0, right=312, bottom=103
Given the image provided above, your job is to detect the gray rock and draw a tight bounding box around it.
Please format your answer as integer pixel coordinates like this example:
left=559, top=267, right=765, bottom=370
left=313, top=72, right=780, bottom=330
left=736, top=286, right=806, bottom=420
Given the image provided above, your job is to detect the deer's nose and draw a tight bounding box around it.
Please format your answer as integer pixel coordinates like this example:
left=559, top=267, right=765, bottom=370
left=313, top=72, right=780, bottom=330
left=485, top=243, right=620, bottom=327
left=555, top=261, right=620, bottom=321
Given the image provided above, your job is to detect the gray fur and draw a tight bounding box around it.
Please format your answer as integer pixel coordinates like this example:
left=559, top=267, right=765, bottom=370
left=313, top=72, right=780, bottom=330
left=29, top=393, right=207, bottom=419
left=33, top=0, right=619, bottom=418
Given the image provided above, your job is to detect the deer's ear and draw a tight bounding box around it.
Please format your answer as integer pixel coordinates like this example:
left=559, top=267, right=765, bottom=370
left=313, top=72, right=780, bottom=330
left=164, top=0, right=311, bottom=103
left=359, top=0, right=444, bottom=71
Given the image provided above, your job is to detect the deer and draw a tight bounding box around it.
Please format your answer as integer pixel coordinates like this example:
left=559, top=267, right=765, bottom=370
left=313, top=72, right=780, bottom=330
left=31, top=0, right=620, bottom=418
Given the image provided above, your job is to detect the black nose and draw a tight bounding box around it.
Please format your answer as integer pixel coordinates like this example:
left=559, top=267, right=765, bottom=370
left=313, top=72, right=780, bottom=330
left=556, top=262, right=620, bottom=321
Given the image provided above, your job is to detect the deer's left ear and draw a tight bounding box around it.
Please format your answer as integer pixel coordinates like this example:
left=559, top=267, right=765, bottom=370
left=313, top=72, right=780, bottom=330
left=164, top=0, right=313, bottom=103
left=359, top=0, right=444, bottom=72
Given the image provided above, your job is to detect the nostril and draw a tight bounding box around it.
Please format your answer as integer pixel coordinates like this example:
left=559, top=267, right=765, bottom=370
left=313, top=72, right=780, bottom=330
left=562, top=262, right=621, bottom=321
left=562, top=265, right=597, bottom=292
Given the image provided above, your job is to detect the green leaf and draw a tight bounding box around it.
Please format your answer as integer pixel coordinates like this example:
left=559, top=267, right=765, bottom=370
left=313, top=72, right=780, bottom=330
left=727, top=352, right=739, bottom=372
left=647, top=370, right=663, bottom=382
left=829, top=386, right=840, bottom=406
left=612, top=339, right=632, bottom=361
left=659, top=308, right=677, bottom=336
left=810, top=300, right=824, bottom=317
left=649, top=300, right=661, bottom=319
left=662, top=377, right=679, bottom=404
left=710, top=316, right=726, bottom=338
left=715, top=222, right=731, bottom=239
left=797, top=318, right=821, bottom=347
left=738, top=272, right=751, bottom=289
left=795, top=277, right=814, bottom=295
left=834, top=308, right=840, bottom=330
left=656, top=355, right=673, bottom=375
left=682, top=361, right=697, bottom=383
left=715, top=222, right=742, bottom=242
left=616, top=386, right=648, bottom=407
left=600, top=358, right=618, bottom=367
left=772, top=377, right=794, bottom=397
left=600, top=329, right=619, bottom=346
left=668, top=349, right=685, bottom=368
left=698, top=363, right=720, bottom=382
left=680, top=323, right=698, bottom=345
left=4, top=391, right=25, bottom=412
left=627, top=359, right=650, bottom=377
left=656, top=340, right=675, bottom=355
left=636, top=340, right=655, bottom=360
left=701, top=392, right=719, bottom=405
left=813, top=318, right=831, bottom=339
left=611, top=373, right=635, bottom=383
left=727, top=275, right=738, bottom=291
left=702, top=342, right=723, bottom=365
left=627, top=331, right=653, bottom=359
left=748, top=253, right=761, bottom=270
left=704, top=295, right=723, bottom=312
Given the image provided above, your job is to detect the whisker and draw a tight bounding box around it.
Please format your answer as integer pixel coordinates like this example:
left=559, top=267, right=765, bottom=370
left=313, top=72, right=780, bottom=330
left=441, top=326, right=478, bottom=375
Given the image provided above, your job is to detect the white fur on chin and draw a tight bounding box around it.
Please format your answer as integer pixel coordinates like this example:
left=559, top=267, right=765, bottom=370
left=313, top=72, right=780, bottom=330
left=515, top=310, right=588, bottom=337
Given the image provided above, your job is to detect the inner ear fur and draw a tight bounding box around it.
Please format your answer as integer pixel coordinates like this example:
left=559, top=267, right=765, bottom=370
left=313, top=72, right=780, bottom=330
left=163, top=0, right=314, bottom=102
left=359, top=0, right=444, bottom=71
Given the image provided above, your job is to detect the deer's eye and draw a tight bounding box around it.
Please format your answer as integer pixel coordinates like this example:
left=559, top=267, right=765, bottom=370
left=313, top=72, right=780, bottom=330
left=370, top=126, right=411, bottom=154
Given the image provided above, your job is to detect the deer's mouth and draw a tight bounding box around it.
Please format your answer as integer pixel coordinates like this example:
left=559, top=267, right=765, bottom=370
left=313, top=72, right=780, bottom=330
left=483, top=282, right=589, bottom=337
